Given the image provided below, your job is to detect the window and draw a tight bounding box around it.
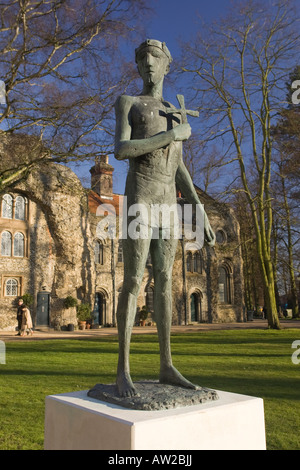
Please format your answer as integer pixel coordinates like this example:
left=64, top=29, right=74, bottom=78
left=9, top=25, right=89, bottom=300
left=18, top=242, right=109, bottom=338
left=1, top=231, right=12, bottom=256
left=15, top=196, right=26, bottom=220
left=117, top=240, right=123, bottom=263
left=2, top=194, right=13, bottom=219
left=5, top=278, right=19, bottom=297
left=1, top=231, right=26, bottom=258
left=187, top=251, right=203, bottom=273
left=94, top=240, right=104, bottom=264
left=194, top=252, right=202, bottom=273
left=218, top=266, right=232, bottom=304
left=1, top=194, right=27, bottom=220
left=186, top=252, right=192, bottom=272
left=14, top=232, right=25, bottom=257
left=216, top=230, right=226, bottom=245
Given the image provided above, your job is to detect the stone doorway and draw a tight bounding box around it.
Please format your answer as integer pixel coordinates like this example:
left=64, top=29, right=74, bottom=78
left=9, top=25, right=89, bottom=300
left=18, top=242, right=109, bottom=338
left=94, top=291, right=107, bottom=326
left=36, top=292, right=50, bottom=326
left=190, top=291, right=202, bottom=322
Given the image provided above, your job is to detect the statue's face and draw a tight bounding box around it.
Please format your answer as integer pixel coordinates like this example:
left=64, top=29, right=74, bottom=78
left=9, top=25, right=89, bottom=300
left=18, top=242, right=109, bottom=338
left=137, top=46, right=169, bottom=86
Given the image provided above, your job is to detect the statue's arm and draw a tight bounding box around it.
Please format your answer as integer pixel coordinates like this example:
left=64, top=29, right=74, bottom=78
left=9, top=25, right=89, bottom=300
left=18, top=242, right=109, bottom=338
left=175, top=160, right=203, bottom=208
left=176, top=160, right=216, bottom=246
left=114, top=95, right=191, bottom=160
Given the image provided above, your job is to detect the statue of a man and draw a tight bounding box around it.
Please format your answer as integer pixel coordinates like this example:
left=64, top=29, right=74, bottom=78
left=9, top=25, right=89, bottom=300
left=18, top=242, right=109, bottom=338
left=114, top=39, right=215, bottom=397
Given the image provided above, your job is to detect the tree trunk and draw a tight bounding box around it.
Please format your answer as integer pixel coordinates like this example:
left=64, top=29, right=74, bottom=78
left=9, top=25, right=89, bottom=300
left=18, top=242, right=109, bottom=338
left=254, top=208, right=281, bottom=329
left=263, top=257, right=281, bottom=329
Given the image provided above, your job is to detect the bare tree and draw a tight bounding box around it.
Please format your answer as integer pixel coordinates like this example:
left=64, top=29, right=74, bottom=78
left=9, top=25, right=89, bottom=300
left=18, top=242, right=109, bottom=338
left=0, top=0, right=149, bottom=189
left=270, top=66, right=300, bottom=317
left=182, top=136, right=229, bottom=198
left=233, top=191, right=265, bottom=313
left=276, top=170, right=299, bottom=317
left=180, top=0, right=300, bottom=328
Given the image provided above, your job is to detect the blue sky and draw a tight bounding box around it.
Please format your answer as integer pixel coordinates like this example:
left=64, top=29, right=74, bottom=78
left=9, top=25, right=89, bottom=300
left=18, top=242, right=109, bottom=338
left=72, top=0, right=231, bottom=193
left=146, top=0, right=227, bottom=56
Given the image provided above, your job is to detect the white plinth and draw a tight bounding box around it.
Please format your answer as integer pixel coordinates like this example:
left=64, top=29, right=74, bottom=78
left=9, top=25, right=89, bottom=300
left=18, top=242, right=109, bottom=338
left=44, top=389, right=266, bottom=450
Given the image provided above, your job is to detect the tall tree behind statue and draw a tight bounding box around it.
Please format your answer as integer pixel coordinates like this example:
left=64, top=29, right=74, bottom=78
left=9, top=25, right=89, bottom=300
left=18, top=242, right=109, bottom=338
left=180, top=0, right=300, bottom=329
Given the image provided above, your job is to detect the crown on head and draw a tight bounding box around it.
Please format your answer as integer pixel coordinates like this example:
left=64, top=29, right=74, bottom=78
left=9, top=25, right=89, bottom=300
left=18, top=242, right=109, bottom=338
left=135, top=39, right=173, bottom=63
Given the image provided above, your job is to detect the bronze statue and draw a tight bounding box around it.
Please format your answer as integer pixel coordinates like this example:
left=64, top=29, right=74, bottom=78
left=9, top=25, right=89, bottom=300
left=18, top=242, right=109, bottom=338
left=114, top=39, right=215, bottom=398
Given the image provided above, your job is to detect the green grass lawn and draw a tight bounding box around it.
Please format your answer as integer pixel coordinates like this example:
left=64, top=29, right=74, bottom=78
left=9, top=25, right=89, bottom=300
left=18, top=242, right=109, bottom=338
left=0, top=328, right=299, bottom=450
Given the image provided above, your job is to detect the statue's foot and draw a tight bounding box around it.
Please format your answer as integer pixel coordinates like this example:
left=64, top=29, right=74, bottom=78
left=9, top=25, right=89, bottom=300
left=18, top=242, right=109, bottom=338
left=116, top=371, right=139, bottom=398
left=159, top=365, right=198, bottom=390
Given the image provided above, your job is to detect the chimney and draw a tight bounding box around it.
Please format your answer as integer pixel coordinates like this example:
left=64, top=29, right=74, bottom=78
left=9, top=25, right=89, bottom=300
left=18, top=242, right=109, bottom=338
left=90, top=155, right=114, bottom=198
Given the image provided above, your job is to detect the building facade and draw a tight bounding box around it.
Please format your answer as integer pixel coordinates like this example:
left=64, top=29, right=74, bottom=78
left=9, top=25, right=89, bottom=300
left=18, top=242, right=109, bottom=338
left=0, top=152, right=244, bottom=330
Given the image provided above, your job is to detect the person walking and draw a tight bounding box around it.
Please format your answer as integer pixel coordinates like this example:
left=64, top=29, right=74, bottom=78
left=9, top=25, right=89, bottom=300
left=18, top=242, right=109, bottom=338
left=16, top=298, right=24, bottom=335
left=20, top=306, right=33, bottom=336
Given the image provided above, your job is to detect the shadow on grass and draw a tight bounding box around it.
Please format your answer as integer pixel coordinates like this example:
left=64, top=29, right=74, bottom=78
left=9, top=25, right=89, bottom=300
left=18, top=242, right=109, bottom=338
left=183, top=374, right=300, bottom=402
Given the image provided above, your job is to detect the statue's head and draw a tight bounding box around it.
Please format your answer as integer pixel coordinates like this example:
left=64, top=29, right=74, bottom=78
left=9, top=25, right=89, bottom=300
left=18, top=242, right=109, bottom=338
left=135, top=39, right=172, bottom=87
left=135, top=39, right=172, bottom=64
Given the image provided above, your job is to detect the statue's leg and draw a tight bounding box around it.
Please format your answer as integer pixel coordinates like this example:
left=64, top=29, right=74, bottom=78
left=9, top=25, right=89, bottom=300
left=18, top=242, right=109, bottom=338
left=116, top=234, right=151, bottom=397
left=151, top=236, right=197, bottom=389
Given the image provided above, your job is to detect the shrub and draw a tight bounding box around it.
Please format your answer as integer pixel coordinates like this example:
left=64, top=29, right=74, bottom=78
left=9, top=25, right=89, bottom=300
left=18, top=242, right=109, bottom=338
left=63, top=296, right=78, bottom=309
left=22, top=293, right=34, bottom=306
left=77, top=303, right=92, bottom=321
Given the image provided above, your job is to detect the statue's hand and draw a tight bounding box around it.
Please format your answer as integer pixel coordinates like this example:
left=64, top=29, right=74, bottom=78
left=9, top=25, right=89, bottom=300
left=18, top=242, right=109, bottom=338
left=172, top=123, right=191, bottom=142
left=204, top=212, right=216, bottom=247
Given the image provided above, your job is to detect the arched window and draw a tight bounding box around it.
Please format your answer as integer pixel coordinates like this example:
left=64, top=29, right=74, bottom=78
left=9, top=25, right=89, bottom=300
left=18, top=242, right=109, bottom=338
left=187, top=251, right=203, bottom=273
left=13, top=232, right=25, bottom=257
left=2, top=194, right=13, bottom=219
left=194, top=251, right=202, bottom=273
left=94, top=240, right=104, bottom=265
left=218, top=266, right=232, bottom=304
left=15, top=196, right=26, bottom=220
left=5, top=278, right=19, bottom=297
left=1, top=231, right=12, bottom=256
left=186, top=252, right=192, bottom=272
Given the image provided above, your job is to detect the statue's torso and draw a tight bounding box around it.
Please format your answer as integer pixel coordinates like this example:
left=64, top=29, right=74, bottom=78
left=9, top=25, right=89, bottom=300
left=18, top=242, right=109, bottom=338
left=126, top=95, right=181, bottom=206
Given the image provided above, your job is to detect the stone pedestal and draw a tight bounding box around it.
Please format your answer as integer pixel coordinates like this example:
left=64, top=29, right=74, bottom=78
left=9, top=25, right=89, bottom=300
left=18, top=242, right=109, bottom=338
left=44, top=389, right=266, bottom=450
